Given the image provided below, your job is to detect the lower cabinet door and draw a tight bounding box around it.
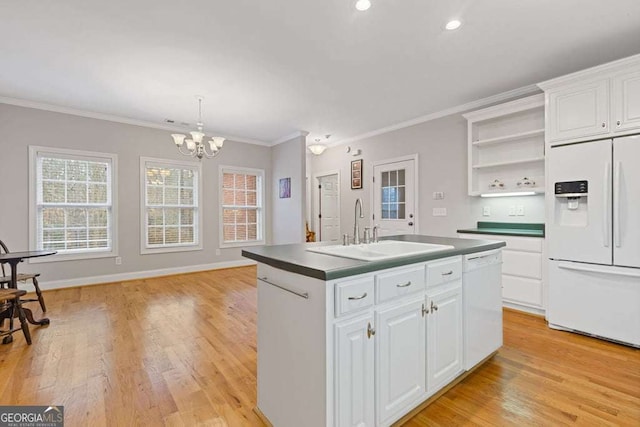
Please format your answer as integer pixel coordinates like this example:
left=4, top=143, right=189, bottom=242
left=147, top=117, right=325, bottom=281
left=375, top=297, right=426, bottom=425
left=427, top=285, right=463, bottom=395
left=335, top=313, right=375, bottom=427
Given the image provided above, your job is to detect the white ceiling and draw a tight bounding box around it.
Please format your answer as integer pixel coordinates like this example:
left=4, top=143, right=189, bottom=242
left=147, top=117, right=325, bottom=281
left=2, top=0, right=640, bottom=145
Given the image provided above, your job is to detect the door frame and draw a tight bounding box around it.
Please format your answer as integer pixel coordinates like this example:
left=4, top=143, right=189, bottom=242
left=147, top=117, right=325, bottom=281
left=370, top=154, right=420, bottom=234
left=312, top=169, right=341, bottom=241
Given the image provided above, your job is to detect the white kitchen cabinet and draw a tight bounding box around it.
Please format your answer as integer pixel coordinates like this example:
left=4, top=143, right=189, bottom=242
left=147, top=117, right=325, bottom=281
left=426, top=284, right=463, bottom=395
left=375, top=297, right=426, bottom=425
left=539, top=54, right=640, bottom=144
left=335, top=313, right=375, bottom=427
left=612, top=69, right=640, bottom=133
left=545, top=79, right=610, bottom=143
left=463, top=94, right=545, bottom=196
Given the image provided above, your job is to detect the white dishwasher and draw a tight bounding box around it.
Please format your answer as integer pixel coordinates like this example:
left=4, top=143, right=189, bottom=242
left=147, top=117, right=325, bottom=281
left=462, top=249, right=503, bottom=370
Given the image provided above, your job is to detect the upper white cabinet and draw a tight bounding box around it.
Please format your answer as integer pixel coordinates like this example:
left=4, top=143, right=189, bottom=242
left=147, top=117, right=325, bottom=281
left=463, top=94, right=545, bottom=196
left=539, top=54, right=640, bottom=145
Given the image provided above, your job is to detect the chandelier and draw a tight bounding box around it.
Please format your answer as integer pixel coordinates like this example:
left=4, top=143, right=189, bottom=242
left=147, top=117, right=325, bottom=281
left=170, top=96, right=226, bottom=159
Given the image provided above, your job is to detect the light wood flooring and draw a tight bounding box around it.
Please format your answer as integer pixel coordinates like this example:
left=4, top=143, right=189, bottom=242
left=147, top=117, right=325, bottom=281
left=0, top=266, right=638, bottom=426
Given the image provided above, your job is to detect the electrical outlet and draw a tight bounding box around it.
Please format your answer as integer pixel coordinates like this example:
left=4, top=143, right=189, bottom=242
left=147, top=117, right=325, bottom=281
left=516, top=205, right=525, bottom=216
left=483, top=206, right=491, bottom=216
left=508, top=206, right=516, bottom=216
left=115, top=257, right=122, bottom=265
left=215, top=249, right=221, bottom=256
left=432, top=207, right=447, bottom=217
left=432, top=192, right=445, bottom=200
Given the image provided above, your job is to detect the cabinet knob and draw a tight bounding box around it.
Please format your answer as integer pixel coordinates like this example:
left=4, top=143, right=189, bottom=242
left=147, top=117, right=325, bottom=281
left=431, top=301, right=438, bottom=312
left=601, top=122, right=606, bottom=128
left=617, top=120, right=621, bottom=127
left=422, top=303, right=429, bottom=317
left=367, top=322, right=376, bottom=339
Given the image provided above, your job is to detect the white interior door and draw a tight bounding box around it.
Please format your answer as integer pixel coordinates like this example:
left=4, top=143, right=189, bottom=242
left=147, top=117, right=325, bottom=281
left=373, top=159, right=416, bottom=236
left=318, top=174, right=340, bottom=242
left=547, top=140, right=613, bottom=265
left=613, top=135, right=640, bottom=268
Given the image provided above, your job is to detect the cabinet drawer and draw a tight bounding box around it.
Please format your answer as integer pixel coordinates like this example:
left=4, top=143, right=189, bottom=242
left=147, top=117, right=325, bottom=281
left=503, top=275, right=543, bottom=307
left=375, top=265, right=425, bottom=304
left=427, top=256, right=462, bottom=288
left=502, top=251, right=542, bottom=279
left=335, top=276, right=375, bottom=317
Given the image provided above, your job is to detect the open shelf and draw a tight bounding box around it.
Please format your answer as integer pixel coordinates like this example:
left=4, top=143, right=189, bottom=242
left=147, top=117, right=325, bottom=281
left=469, top=187, right=545, bottom=197
left=472, top=128, right=544, bottom=146
left=472, top=156, right=545, bottom=169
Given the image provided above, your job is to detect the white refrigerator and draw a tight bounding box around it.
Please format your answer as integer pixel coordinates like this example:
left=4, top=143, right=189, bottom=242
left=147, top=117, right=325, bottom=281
left=547, top=135, right=640, bottom=347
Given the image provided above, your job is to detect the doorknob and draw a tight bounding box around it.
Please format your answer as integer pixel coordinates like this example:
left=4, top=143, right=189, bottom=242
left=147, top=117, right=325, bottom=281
left=409, top=214, right=414, bottom=218
left=408, top=222, right=414, bottom=226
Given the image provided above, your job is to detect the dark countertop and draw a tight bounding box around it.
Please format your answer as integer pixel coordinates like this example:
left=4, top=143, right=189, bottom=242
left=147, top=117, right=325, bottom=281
left=242, top=234, right=506, bottom=281
left=457, top=222, right=545, bottom=238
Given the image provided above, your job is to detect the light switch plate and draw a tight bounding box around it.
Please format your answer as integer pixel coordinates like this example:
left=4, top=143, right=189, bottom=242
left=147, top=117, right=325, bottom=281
left=483, top=206, right=491, bottom=216
left=115, top=257, right=122, bottom=265
left=432, top=207, right=447, bottom=217
left=508, top=206, right=516, bottom=216
left=516, top=205, right=525, bottom=216
left=433, top=192, right=445, bottom=200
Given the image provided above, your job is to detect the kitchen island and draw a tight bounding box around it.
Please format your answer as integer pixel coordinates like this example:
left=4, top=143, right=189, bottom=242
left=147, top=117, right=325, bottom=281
left=242, top=235, right=505, bottom=427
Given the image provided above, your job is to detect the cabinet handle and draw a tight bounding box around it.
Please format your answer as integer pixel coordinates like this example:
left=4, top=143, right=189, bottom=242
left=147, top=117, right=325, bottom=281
left=422, top=303, right=429, bottom=317
left=441, top=270, right=454, bottom=276
left=367, top=322, right=376, bottom=339
left=601, top=122, right=606, bottom=128
left=396, top=281, right=412, bottom=288
left=348, top=292, right=368, bottom=300
left=258, top=277, right=309, bottom=299
left=431, top=301, right=438, bottom=312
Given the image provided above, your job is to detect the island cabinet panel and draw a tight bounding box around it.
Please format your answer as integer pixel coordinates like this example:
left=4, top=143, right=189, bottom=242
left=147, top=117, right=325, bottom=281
left=426, top=283, right=464, bottom=394
left=335, top=313, right=375, bottom=427
left=375, top=297, right=426, bottom=426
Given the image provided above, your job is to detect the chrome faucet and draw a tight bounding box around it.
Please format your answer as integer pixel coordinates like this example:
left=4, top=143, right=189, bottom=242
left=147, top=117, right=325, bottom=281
left=353, top=198, right=365, bottom=244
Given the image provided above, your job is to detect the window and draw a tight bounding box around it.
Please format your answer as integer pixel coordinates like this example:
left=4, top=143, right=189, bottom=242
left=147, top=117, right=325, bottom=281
left=140, top=157, right=202, bottom=254
left=29, top=146, right=118, bottom=261
left=220, top=166, right=264, bottom=247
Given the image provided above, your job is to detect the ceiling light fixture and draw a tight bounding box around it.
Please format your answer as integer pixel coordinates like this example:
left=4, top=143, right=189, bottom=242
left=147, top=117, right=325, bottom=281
left=445, top=19, right=462, bottom=30
left=355, top=0, right=371, bottom=11
left=170, top=96, right=226, bottom=160
left=308, top=135, right=331, bottom=156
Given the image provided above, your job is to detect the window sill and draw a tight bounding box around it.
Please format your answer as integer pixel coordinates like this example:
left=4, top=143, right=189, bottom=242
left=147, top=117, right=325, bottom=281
left=28, top=250, right=118, bottom=264
left=220, top=240, right=265, bottom=249
left=140, top=243, right=203, bottom=255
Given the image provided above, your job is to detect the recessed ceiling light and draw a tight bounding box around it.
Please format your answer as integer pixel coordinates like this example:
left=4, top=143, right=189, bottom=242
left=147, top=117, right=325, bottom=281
left=445, top=20, right=462, bottom=30
left=355, top=0, right=371, bottom=11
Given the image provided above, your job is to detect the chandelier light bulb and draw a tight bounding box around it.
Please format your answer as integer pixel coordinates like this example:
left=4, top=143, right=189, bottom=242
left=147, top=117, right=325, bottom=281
left=445, top=19, right=462, bottom=30
left=355, top=0, right=371, bottom=11
left=169, top=97, right=227, bottom=159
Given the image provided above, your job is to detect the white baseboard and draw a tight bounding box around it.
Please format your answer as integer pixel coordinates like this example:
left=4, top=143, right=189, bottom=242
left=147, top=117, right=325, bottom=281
left=503, top=301, right=545, bottom=316
left=38, top=259, right=257, bottom=291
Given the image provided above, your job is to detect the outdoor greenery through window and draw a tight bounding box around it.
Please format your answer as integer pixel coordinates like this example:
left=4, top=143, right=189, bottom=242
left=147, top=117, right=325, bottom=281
left=221, top=168, right=263, bottom=245
left=143, top=158, right=200, bottom=251
left=33, top=148, right=115, bottom=255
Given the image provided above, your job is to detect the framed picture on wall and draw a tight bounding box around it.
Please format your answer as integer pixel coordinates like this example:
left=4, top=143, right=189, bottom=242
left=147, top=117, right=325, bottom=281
left=279, top=177, right=291, bottom=198
left=351, top=159, right=363, bottom=190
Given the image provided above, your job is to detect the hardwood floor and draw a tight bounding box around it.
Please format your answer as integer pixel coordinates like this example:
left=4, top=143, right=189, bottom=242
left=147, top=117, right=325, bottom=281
left=1, top=267, right=638, bottom=426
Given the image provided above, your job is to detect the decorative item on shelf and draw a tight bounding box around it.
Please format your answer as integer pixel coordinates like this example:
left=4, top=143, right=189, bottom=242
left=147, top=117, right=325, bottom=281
left=517, top=177, right=536, bottom=188
left=351, top=159, right=363, bottom=190
left=489, top=179, right=505, bottom=190
left=170, top=96, right=226, bottom=160
left=279, top=177, right=291, bottom=199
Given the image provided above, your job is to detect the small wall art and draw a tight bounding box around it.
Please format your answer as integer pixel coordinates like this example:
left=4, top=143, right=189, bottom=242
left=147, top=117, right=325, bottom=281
left=279, top=177, right=291, bottom=198
left=351, top=159, right=363, bottom=190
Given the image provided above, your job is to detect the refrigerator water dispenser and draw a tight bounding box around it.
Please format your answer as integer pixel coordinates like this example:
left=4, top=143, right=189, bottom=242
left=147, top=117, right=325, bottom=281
left=554, top=181, right=588, bottom=226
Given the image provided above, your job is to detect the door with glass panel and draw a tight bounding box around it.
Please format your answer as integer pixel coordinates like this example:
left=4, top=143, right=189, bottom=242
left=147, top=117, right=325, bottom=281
left=372, top=159, right=416, bottom=236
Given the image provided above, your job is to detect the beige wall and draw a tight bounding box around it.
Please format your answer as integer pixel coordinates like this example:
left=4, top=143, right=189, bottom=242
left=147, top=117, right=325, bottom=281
left=0, top=103, right=272, bottom=286
left=307, top=113, right=545, bottom=238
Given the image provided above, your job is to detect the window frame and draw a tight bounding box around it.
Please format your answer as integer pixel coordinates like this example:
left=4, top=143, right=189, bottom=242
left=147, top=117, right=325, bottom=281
left=28, top=145, right=119, bottom=263
left=139, top=157, right=203, bottom=255
left=219, top=165, right=265, bottom=249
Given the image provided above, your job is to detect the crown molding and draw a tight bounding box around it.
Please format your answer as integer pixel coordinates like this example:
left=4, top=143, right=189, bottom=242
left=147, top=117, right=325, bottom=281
left=271, top=130, right=310, bottom=146
left=329, top=84, right=541, bottom=147
left=0, top=95, right=270, bottom=146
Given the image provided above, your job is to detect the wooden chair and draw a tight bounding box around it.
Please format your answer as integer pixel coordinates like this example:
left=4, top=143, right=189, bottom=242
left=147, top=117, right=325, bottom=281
left=0, top=288, right=31, bottom=345
left=0, top=240, right=47, bottom=312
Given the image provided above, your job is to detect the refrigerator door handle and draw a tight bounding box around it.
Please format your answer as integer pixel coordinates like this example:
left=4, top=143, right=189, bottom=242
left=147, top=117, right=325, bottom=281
left=603, top=162, right=611, bottom=248
left=613, top=161, right=622, bottom=248
left=558, top=262, right=640, bottom=278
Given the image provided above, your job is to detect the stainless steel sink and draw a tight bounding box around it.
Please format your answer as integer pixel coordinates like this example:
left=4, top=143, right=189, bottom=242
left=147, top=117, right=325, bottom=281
left=305, top=240, right=454, bottom=261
